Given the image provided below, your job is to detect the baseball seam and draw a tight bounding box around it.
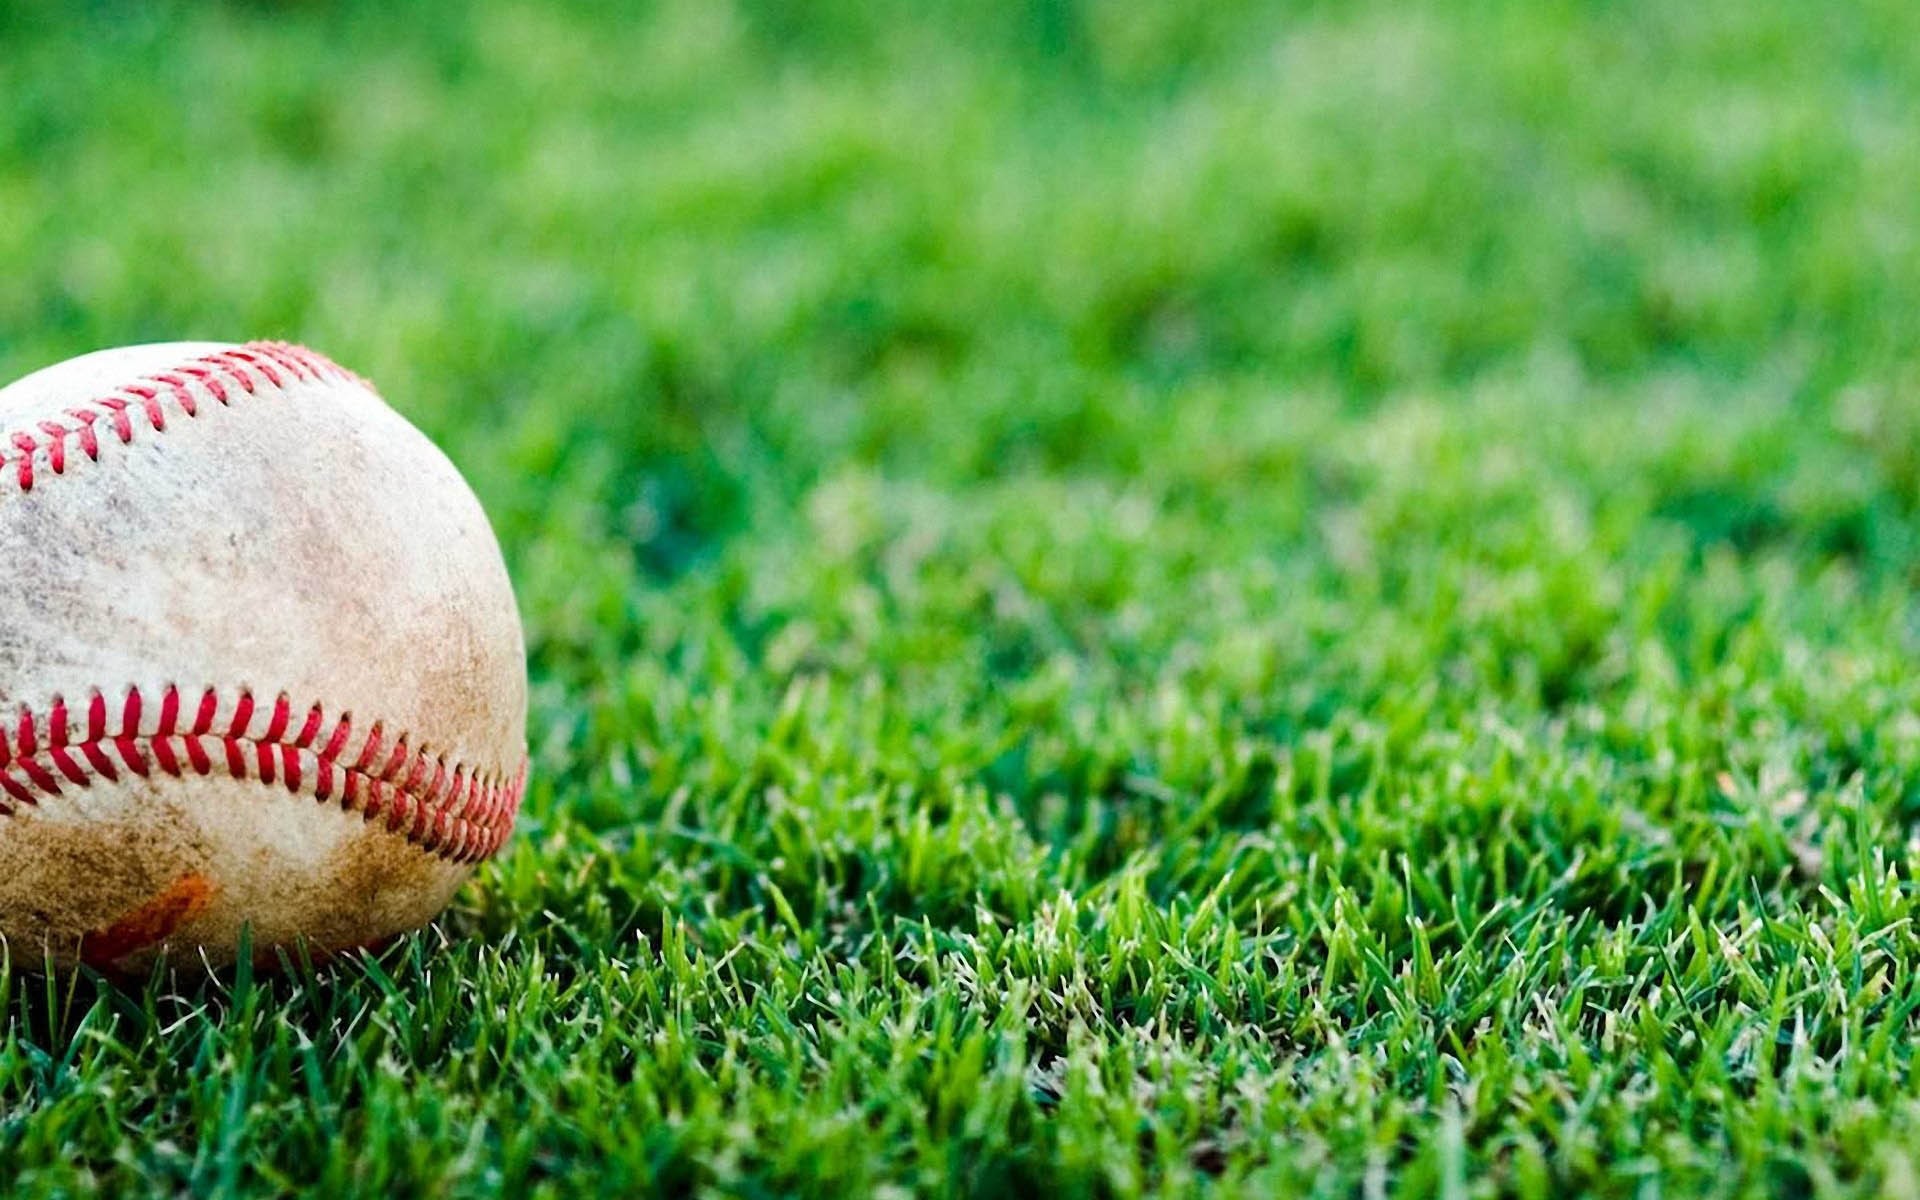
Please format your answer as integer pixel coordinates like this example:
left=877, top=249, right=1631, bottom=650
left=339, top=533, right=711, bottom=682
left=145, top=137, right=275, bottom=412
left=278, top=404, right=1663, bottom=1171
left=0, top=342, right=525, bottom=864
left=0, top=687, right=523, bottom=864
left=1, top=341, right=365, bottom=493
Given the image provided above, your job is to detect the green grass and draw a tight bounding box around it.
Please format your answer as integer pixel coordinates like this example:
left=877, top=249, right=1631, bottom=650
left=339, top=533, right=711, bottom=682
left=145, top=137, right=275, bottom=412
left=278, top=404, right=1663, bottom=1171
left=8, top=0, right=1920, bottom=1194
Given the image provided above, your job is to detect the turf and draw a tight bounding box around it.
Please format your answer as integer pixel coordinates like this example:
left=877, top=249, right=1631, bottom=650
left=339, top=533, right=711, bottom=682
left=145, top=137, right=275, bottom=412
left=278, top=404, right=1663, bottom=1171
left=5, top=0, right=1920, bottom=1194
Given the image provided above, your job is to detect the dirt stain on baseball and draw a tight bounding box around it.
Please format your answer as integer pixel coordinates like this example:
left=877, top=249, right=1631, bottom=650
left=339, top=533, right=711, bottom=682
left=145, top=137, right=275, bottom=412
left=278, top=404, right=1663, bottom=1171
left=80, top=870, right=219, bottom=967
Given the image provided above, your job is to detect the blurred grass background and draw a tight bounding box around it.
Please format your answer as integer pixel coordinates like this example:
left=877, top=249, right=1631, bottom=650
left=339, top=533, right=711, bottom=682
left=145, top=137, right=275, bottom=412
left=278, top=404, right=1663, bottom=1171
left=10, top=0, right=1920, bottom=1196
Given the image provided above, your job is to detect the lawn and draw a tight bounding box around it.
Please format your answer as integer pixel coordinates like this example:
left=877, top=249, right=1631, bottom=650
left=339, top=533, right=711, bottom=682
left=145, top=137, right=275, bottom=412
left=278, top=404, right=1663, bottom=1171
left=6, top=0, right=1920, bottom=1195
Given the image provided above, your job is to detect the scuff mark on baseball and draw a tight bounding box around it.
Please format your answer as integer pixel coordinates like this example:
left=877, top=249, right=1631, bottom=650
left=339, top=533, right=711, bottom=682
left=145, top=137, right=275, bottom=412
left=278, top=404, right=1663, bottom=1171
left=0, top=341, right=528, bottom=971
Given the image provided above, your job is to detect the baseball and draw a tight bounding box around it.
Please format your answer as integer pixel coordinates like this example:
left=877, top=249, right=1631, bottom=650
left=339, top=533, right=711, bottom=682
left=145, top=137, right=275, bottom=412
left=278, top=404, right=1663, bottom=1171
left=0, top=341, right=528, bottom=970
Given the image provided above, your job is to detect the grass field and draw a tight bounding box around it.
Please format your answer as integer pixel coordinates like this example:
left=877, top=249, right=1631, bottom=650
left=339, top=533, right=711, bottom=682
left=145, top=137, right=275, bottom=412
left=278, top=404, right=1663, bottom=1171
left=8, top=0, right=1920, bottom=1194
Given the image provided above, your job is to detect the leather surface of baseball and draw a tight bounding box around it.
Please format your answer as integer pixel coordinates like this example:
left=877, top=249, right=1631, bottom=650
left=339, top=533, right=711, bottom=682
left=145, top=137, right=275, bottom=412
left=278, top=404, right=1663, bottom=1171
left=0, top=341, right=528, bottom=970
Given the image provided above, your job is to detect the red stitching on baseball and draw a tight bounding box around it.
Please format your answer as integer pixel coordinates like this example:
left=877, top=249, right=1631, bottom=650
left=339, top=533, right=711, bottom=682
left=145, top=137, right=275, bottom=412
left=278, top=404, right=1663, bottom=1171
left=0, top=687, right=524, bottom=865
left=0, top=341, right=370, bottom=495
left=0, top=343, right=521, bottom=864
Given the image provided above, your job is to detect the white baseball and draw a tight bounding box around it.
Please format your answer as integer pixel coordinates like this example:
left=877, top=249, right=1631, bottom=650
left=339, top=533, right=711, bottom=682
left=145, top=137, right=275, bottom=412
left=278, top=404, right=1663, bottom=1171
left=0, top=341, right=528, bottom=970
